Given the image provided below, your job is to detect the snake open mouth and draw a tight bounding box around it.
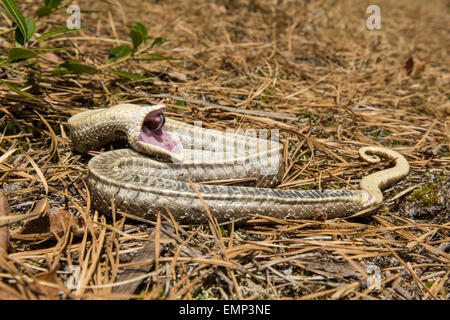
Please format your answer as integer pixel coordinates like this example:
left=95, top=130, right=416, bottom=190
left=138, top=109, right=183, bottom=158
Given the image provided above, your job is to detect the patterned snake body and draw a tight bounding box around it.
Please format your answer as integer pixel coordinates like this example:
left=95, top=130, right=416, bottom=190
left=68, top=104, right=410, bottom=223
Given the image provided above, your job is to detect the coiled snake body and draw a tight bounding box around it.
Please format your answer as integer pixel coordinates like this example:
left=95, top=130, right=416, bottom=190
left=68, top=104, right=410, bottom=223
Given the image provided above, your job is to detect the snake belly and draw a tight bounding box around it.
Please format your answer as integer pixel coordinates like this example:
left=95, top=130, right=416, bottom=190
left=68, top=104, right=410, bottom=223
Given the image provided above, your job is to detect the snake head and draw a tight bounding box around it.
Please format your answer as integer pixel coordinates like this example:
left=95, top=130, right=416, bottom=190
left=129, top=105, right=184, bottom=161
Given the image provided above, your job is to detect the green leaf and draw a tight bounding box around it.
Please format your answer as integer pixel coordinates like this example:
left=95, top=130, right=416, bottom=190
left=33, top=47, right=72, bottom=51
left=8, top=47, right=37, bottom=60
left=130, top=22, right=147, bottom=49
left=0, top=79, right=38, bottom=100
left=36, top=1, right=62, bottom=17
left=1, top=0, right=27, bottom=43
left=150, top=37, right=168, bottom=48
left=14, top=17, right=35, bottom=46
left=108, top=45, right=132, bottom=62
left=25, top=17, right=35, bottom=41
left=36, top=5, right=52, bottom=17
left=130, top=29, right=144, bottom=50
left=133, top=22, right=147, bottom=43
left=108, top=70, right=153, bottom=82
left=14, top=27, right=25, bottom=46
left=34, top=26, right=86, bottom=44
left=58, top=60, right=98, bottom=74
left=174, top=100, right=186, bottom=106
left=0, top=60, right=14, bottom=67
left=44, top=0, right=61, bottom=9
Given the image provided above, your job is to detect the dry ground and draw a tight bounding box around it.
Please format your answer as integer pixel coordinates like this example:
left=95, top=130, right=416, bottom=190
left=0, top=0, right=448, bottom=299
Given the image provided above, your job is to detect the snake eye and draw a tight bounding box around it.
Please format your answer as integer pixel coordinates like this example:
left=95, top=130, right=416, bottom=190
left=143, top=113, right=165, bottom=131
left=153, top=114, right=165, bottom=131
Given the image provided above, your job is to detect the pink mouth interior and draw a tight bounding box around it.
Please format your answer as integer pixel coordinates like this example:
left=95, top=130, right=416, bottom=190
left=138, top=109, right=182, bottom=155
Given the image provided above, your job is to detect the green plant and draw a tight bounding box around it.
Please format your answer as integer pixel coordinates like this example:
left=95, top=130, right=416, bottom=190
left=101, top=28, right=174, bottom=81
left=0, top=0, right=85, bottom=98
left=0, top=0, right=175, bottom=98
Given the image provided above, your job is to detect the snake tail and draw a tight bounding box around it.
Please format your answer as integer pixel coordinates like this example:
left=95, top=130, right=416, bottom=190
left=359, top=146, right=410, bottom=205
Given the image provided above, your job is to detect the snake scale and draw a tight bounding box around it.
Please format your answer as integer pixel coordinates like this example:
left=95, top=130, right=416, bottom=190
left=68, top=104, right=410, bottom=223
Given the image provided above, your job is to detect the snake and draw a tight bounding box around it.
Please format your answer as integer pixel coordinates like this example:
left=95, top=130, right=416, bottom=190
left=67, top=104, right=410, bottom=223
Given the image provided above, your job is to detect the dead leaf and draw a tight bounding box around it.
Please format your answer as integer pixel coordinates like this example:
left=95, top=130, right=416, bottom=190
left=404, top=55, right=426, bottom=78
left=404, top=56, right=414, bottom=76
left=112, top=228, right=168, bottom=294
left=48, top=208, right=85, bottom=237
left=21, top=204, right=85, bottom=238
left=21, top=199, right=50, bottom=234
left=32, top=271, right=63, bottom=299
left=33, top=198, right=49, bottom=216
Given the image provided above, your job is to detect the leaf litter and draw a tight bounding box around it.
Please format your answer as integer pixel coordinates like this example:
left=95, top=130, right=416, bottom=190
left=0, top=0, right=448, bottom=300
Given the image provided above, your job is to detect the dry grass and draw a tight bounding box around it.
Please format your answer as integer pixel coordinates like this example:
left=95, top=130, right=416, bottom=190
left=0, top=0, right=448, bottom=300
